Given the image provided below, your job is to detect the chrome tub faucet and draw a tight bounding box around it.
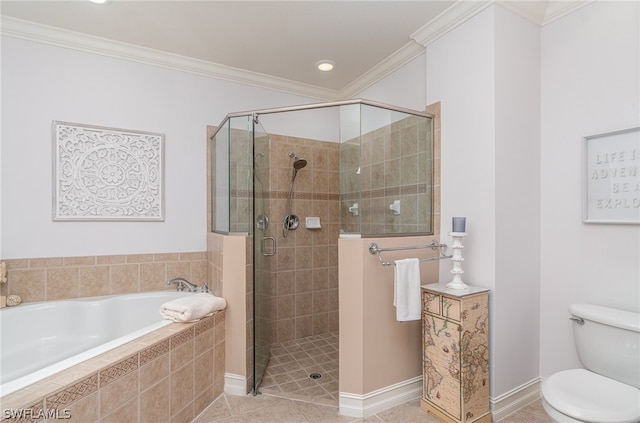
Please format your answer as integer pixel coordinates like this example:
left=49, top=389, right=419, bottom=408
left=166, top=277, right=198, bottom=292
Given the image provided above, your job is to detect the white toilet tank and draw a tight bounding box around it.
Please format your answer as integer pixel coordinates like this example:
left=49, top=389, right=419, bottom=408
left=570, top=303, right=640, bottom=389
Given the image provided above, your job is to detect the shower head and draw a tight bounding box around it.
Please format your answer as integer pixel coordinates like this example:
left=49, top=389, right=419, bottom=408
left=288, top=152, right=308, bottom=171
left=293, top=157, right=307, bottom=170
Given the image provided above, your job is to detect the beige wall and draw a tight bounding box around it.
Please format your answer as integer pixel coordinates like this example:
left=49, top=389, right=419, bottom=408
left=339, top=236, right=440, bottom=394
left=208, top=232, right=251, bottom=392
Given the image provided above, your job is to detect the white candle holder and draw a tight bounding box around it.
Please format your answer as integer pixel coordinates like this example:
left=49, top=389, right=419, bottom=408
left=446, top=232, right=468, bottom=290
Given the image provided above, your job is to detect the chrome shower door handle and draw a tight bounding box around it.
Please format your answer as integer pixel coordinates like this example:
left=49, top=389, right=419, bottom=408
left=261, top=237, right=276, bottom=256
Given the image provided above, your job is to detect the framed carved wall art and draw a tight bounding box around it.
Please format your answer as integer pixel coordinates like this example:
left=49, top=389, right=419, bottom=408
left=53, top=121, right=164, bottom=221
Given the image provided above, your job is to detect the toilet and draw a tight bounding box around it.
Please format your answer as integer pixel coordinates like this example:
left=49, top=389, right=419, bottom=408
left=541, top=303, right=640, bottom=423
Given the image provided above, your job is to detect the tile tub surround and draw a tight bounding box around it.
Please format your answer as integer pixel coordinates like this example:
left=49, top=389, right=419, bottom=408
left=0, top=310, right=225, bottom=423
left=0, top=251, right=209, bottom=304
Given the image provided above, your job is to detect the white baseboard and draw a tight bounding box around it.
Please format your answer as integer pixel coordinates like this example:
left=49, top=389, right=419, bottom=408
left=229, top=372, right=540, bottom=420
left=339, top=376, right=423, bottom=418
left=491, top=378, right=542, bottom=421
left=224, top=373, right=248, bottom=396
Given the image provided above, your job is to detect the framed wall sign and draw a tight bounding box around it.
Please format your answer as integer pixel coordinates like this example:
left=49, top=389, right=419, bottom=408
left=582, top=127, right=640, bottom=224
left=53, top=121, right=164, bottom=221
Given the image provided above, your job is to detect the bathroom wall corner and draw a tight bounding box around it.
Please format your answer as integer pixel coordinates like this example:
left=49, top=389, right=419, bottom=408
left=220, top=234, right=249, bottom=394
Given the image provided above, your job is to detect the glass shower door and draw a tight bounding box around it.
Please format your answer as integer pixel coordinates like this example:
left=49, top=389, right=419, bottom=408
left=252, top=116, right=273, bottom=393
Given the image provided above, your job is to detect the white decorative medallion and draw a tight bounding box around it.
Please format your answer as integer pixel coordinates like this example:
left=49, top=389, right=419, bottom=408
left=53, top=121, right=164, bottom=221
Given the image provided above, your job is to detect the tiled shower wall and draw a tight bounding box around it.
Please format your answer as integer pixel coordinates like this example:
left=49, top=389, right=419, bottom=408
left=208, top=122, right=252, bottom=234
left=268, top=135, right=340, bottom=344
left=341, top=114, right=433, bottom=235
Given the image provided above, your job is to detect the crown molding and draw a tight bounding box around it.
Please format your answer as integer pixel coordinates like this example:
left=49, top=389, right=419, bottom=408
left=340, top=40, right=425, bottom=99
left=542, top=0, right=594, bottom=25
left=411, top=0, right=594, bottom=48
left=410, top=0, right=494, bottom=47
left=0, top=16, right=340, bottom=101
left=496, top=1, right=547, bottom=25
left=498, top=0, right=593, bottom=26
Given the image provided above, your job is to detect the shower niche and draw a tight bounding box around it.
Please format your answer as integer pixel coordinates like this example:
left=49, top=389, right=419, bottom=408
left=209, top=99, right=434, bottom=397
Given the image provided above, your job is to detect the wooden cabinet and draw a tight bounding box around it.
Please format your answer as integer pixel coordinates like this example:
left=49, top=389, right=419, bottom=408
left=420, top=283, right=491, bottom=423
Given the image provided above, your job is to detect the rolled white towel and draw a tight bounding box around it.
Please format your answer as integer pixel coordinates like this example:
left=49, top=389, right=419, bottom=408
left=160, top=293, right=227, bottom=323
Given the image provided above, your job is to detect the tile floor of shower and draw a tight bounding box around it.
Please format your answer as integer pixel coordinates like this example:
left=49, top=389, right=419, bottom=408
left=193, top=330, right=554, bottom=422
left=260, top=331, right=340, bottom=405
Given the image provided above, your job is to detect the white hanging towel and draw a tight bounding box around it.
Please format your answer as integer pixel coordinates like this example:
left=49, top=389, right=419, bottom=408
left=393, top=258, right=421, bottom=322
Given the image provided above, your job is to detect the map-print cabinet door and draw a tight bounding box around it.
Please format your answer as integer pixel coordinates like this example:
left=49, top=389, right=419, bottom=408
left=423, top=313, right=462, bottom=419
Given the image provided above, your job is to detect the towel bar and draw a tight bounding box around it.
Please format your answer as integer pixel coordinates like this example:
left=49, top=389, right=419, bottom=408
left=369, top=240, right=452, bottom=266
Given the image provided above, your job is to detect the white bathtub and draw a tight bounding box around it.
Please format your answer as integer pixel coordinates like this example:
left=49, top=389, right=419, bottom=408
left=0, top=290, right=193, bottom=397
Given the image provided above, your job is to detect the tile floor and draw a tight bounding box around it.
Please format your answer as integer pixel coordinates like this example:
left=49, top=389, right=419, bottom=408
left=193, top=330, right=554, bottom=422
left=192, top=394, right=553, bottom=422
left=258, top=332, right=340, bottom=405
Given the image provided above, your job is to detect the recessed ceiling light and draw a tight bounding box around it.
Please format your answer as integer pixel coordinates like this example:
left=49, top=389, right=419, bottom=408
left=89, top=0, right=111, bottom=4
left=316, top=60, right=335, bottom=72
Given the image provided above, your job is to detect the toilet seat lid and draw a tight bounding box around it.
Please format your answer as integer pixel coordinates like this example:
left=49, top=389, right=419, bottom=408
left=542, top=369, right=640, bottom=423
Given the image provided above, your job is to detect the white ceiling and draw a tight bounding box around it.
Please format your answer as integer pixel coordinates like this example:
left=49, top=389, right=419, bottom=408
left=0, top=0, right=589, bottom=100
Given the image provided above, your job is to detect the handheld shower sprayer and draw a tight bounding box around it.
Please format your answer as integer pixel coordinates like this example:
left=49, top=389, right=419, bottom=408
left=283, top=152, right=307, bottom=237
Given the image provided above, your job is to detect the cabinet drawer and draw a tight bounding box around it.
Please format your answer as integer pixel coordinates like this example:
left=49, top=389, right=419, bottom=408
left=423, top=291, right=462, bottom=322
left=423, top=292, right=440, bottom=315
left=442, top=296, right=461, bottom=321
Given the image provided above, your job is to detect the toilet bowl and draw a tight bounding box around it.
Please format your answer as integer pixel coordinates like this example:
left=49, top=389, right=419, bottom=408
left=541, top=369, right=640, bottom=423
left=541, top=304, right=640, bottom=423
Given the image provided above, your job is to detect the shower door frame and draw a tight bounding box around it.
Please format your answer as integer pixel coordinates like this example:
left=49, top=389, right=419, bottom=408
left=251, top=114, right=273, bottom=394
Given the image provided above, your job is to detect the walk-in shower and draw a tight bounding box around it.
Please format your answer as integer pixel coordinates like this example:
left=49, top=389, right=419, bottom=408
left=209, top=99, right=434, bottom=401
